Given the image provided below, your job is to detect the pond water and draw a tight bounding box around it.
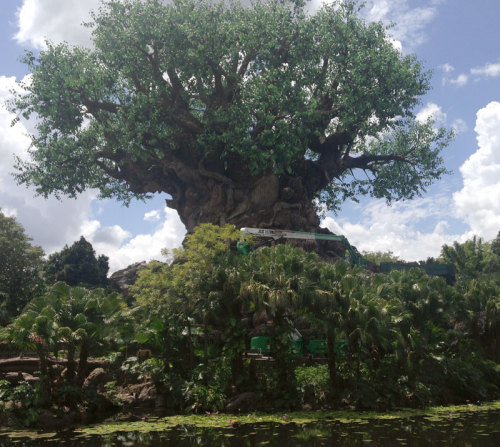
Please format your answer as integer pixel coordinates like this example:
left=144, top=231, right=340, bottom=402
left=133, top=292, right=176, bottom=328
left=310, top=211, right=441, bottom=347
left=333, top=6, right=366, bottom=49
left=1, top=408, right=498, bottom=446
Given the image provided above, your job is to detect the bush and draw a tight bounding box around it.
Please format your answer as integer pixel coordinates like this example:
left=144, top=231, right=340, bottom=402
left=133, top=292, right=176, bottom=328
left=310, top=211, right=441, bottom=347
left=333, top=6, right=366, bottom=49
left=295, top=365, right=330, bottom=407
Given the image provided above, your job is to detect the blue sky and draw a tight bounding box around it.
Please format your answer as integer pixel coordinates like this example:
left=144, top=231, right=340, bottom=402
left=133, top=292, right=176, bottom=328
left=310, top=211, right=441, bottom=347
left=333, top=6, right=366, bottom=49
left=1, top=0, right=500, bottom=272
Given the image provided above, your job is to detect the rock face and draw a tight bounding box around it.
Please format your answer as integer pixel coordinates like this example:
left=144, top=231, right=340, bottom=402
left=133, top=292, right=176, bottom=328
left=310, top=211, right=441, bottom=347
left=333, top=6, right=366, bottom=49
left=83, top=367, right=110, bottom=392
left=109, top=261, right=149, bottom=296
left=116, top=382, right=160, bottom=408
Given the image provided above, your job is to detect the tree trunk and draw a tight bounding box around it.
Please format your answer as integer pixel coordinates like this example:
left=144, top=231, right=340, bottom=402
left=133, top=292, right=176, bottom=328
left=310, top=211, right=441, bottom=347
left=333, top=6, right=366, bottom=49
left=66, top=344, right=76, bottom=384
left=326, top=329, right=338, bottom=392
left=166, top=169, right=345, bottom=260
left=76, top=339, right=89, bottom=386
left=169, top=172, right=320, bottom=232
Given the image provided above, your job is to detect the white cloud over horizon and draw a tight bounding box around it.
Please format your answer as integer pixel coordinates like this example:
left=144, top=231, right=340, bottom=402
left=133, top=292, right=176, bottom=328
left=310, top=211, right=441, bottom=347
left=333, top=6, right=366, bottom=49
left=0, top=75, right=100, bottom=253
left=321, top=196, right=467, bottom=261
left=323, top=101, right=500, bottom=260
left=84, top=206, right=186, bottom=273
left=1, top=73, right=185, bottom=273
left=454, top=101, right=500, bottom=240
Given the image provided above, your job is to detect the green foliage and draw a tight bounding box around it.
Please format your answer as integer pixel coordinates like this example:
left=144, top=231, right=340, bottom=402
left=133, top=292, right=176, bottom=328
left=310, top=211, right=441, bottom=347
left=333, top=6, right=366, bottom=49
left=0, top=380, right=43, bottom=427
left=44, top=236, right=109, bottom=287
left=183, top=360, right=231, bottom=413
left=295, top=365, right=330, bottom=407
left=11, top=0, right=451, bottom=214
left=130, top=226, right=500, bottom=411
left=0, top=210, right=45, bottom=325
left=362, top=250, right=402, bottom=265
left=7, top=282, right=127, bottom=388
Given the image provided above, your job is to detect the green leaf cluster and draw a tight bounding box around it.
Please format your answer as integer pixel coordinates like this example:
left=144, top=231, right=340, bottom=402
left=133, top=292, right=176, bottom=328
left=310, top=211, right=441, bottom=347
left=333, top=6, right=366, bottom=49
left=0, top=210, right=45, bottom=325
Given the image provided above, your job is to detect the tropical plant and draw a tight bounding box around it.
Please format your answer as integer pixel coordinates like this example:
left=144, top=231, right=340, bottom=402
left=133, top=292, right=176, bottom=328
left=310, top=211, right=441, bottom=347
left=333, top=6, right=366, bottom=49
left=7, top=282, right=126, bottom=394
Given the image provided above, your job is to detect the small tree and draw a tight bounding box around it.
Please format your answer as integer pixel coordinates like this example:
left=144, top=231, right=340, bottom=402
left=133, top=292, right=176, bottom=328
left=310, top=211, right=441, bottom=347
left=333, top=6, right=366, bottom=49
left=0, top=210, right=44, bottom=325
left=44, top=236, right=109, bottom=287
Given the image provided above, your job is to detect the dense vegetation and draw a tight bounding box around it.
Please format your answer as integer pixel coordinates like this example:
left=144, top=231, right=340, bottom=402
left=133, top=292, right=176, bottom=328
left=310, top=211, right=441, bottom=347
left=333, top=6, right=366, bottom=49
left=1, top=218, right=499, bottom=427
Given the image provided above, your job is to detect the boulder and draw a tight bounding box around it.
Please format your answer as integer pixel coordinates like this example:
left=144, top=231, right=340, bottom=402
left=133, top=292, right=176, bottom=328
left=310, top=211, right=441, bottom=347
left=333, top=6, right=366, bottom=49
left=117, top=381, right=159, bottom=408
left=83, top=367, right=110, bottom=392
left=109, top=262, right=149, bottom=296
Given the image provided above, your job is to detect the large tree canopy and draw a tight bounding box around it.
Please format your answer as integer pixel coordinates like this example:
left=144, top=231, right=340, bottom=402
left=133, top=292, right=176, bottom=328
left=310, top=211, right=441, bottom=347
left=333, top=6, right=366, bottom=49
left=11, top=0, right=451, bottom=233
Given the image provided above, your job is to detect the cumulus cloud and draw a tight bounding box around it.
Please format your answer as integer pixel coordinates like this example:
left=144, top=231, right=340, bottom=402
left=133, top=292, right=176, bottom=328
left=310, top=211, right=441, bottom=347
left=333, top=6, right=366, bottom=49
left=453, top=101, right=500, bottom=239
left=15, top=0, right=100, bottom=49
left=440, top=64, right=468, bottom=87
left=86, top=207, right=185, bottom=273
left=1, top=74, right=186, bottom=273
left=321, top=197, right=465, bottom=261
left=415, top=102, right=468, bottom=134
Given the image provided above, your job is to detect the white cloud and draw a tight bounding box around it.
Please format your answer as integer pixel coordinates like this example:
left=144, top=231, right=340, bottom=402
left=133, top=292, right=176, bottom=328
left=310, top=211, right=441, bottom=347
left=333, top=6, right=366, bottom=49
left=451, top=118, right=468, bottom=134
left=144, top=210, right=161, bottom=222
left=440, top=63, right=455, bottom=73
left=0, top=207, right=18, bottom=218
left=449, top=74, right=468, bottom=87
left=321, top=196, right=465, bottom=261
left=471, top=62, right=500, bottom=78
left=89, top=207, right=186, bottom=273
left=453, top=102, right=500, bottom=239
left=1, top=74, right=186, bottom=273
left=15, top=0, right=100, bottom=49
left=416, top=102, right=447, bottom=125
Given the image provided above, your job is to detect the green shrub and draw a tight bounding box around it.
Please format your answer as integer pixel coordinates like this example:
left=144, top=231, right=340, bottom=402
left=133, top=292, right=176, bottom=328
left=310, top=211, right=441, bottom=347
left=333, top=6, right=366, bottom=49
left=295, top=365, right=330, bottom=407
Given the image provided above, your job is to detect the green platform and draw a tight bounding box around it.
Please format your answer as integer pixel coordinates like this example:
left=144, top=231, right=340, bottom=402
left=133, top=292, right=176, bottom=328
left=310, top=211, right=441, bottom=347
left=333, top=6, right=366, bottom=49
left=250, top=336, right=271, bottom=354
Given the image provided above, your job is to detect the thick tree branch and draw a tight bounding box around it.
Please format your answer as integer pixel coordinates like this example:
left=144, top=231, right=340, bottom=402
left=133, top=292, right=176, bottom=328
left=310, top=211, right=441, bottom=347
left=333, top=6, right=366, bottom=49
left=82, top=99, right=119, bottom=115
left=345, top=153, right=407, bottom=170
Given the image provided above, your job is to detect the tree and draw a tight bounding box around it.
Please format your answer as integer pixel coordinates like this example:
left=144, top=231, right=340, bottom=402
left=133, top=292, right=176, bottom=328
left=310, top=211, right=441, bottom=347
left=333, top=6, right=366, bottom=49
left=0, top=210, right=44, bottom=325
left=11, top=0, right=451, bottom=235
left=491, top=231, right=500, bottom=257
left=44, top=236, right=109, bottom=287
left=362, top=250, right=402, bottom=265
left=439, top=236, right=499, bottom=282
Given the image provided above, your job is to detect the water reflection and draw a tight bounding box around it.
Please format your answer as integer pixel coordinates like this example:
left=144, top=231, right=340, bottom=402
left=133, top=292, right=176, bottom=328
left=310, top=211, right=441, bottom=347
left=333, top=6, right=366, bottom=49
left=1, top=410, right=498, bottom=446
